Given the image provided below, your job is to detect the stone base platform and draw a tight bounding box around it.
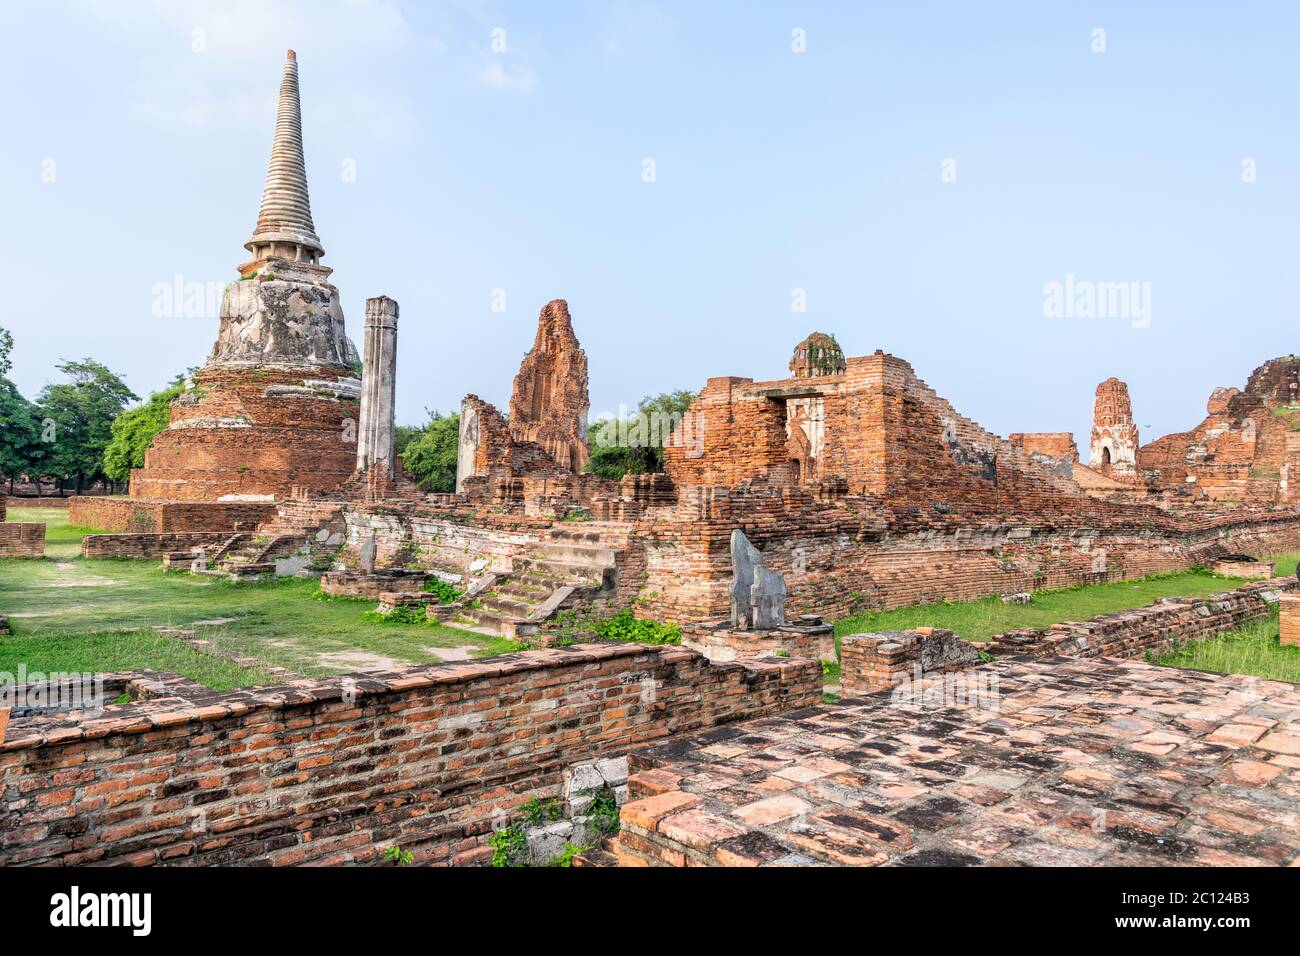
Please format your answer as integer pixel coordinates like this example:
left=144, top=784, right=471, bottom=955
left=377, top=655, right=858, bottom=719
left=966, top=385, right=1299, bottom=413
left=615, top=655, right=1300, bottom=867
left=319, top=568, right=428, bottom=599
left=1215, top=557, right=1276, bottom=578
left=682, top=616, right=836, bottom=663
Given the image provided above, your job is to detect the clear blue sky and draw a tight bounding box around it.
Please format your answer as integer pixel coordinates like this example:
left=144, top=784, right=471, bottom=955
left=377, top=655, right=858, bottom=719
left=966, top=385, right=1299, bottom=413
left=2, top=1, right=1297, bottom=460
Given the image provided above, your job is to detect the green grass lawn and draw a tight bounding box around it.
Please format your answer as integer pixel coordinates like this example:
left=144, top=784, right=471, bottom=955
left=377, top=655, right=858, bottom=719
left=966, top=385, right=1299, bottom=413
left=0, top=555, right=494, bottom=685
left=1271, top=553, right=1300, bottom=577
left=0, top=629, right=274, bottom=690
left=1155, top=608, right=1300, bottom=684
left=835, top=564, right=1292, bottom=644
left=5, top=506, right=103, bottom=559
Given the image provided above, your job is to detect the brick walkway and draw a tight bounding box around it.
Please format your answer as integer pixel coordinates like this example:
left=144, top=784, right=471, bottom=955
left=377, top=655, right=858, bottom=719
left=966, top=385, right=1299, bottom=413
left=615, top=657, right=1300, bottom=866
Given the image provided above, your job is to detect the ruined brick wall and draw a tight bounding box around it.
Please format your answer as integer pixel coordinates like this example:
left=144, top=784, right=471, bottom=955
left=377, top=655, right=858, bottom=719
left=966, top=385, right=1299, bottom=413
left=128, top=366, right=360, bottom=502
left=663, top=352, right=1088, bottom=511
left=1136, top=356, right=1300, bottom=504
left=0, top=646, right=819, bottom=866
left=507, top=299, right=590, bottom=473
left=342, top=503, right=549, bottom=576
left=1008, top=432, right=1079, bottom=464
left=0, top=523, right=44, bottom=557
left=458, top=395, right=578, bottom=503
left=629, top=485, right=1300, bottom=624
left=2, top=497, right=70, bottom=509
left=986, top=576, right=1296, bottom=660
left=1281, top=592, right=1300, bottom=646
left=840, top=628, right=978, bottom=694
left=662, top=377, right=791, bottom=488
left=69, top=497, right=275, bottom=534
left=81, top=532, right=232, bottom=560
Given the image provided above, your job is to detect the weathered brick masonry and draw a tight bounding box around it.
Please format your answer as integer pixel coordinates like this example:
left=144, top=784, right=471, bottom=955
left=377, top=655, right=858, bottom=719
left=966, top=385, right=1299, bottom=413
left=631, top=483, right=1300, bottom=624
left=0, top=645, right=818, bottom=866
left=628, top=348, right=1300, bottom=624
left=3, top=496, right=70, bottom=509
left=81, top=532, right=234, bottom=560
left=128, top=366, right=361, bottom=503
left=840, top=628, right=978, bottom=694
left=1280, top=592, right=1300, bottom=647
left=68, top=496, right=275, bottom=534
left=0, top=522, right=44, bottom=558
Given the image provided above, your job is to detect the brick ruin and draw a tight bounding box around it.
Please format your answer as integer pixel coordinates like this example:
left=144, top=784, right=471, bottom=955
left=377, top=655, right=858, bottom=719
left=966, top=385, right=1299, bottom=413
left=508, top=299, right=591, bottom=473
left=18, top=53, right=1300, bottom=871
left=0, top=498, right=45, bottom=558
left=74, top=50, right=364, bottom=534
left=1058, top=357, right=1300, bottom=508
left=1088, top=377, right=1140, bottom=480
left=0, top=646, right=818, bottom=866
left=1136, top=356, right=1300, bottom=503
left=323, top=328, right=1300, bottom=637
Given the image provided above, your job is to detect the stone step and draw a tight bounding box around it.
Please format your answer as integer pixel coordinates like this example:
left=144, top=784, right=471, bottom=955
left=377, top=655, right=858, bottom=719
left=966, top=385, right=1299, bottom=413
left=457, top=606, right=537, bottom=638
left=494, top=578, right=550, bottom=597
left=545, top=527, right=607, bottom=544
left=509, top=571, right=578, bottom=589
left=534, top=542, right=618, bottom=565
left=481, top=595, right=538, bottom=618
left=514, top=558, right=611, bottom=586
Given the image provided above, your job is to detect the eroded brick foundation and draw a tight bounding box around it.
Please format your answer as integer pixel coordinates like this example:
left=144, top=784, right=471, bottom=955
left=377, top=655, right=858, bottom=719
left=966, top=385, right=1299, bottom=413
left=68, top=496, right=275, bottom=534
left=0, top=522, right=44, bottom=558
left=80, top=532, right=234, bottom=560
left=0, top=645, right=818, bottom=866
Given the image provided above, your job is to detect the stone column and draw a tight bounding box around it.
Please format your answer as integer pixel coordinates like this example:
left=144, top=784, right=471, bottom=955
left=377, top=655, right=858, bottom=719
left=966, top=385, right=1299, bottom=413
left=455, top=396, right=481, bottom=493
left=356, top=296, right=399, bottom=476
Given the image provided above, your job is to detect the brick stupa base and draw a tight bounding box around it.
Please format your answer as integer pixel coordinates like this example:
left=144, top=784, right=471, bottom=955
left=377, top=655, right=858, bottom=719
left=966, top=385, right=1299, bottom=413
left=73, top=365, right=360, bottom=533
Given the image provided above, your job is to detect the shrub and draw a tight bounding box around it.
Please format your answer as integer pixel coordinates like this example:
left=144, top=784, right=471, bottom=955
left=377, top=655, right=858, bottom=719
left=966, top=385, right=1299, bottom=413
left=592, top=608, right=681, bottom=645
left=424, top=577, right=463, bottom=604
left=489, top=825, right=528, bottom=867
left=519, top=796, right=563, bottom=826
left=584, top=790, right=620, bottom=835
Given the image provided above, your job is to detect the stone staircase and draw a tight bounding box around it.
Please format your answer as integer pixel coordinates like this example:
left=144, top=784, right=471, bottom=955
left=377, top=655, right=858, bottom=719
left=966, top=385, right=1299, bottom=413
left=453, top=523, right=627, bottom=637
left=201, top=532, right=308, bottom=579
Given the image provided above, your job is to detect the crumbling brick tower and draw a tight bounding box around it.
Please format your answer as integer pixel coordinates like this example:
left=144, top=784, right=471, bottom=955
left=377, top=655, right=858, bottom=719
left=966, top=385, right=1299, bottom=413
left=127, top=50, right=361, bottom=502
left=1089, top=377, right=1139, bottom=480
left=507, top=299, right=590, bottom=473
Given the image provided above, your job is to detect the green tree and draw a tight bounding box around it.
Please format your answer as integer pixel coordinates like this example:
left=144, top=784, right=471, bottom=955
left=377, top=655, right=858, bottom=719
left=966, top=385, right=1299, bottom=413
left=38, top=359, right=138, bottom=493
left=103, top=380, right=185, bottom=483
left=0, top=326, right=13, bottom=377
left=401, top=411, right=460, bottom=493
left=394, top=423, right=425, bottom=458
left=0, top=377, right=42, bottom=493
left=587, top=390, right=695, bottom=481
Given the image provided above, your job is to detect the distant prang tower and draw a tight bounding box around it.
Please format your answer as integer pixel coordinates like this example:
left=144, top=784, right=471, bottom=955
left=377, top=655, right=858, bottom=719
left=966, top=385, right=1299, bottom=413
left=127, top=50, right=363, bottom=503
left=1089, top=378, right=1140, bottom=479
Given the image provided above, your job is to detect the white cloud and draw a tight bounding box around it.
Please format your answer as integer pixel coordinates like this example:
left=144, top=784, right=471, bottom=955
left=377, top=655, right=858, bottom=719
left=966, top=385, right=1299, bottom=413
left=477, top=57, right=536, bottom=93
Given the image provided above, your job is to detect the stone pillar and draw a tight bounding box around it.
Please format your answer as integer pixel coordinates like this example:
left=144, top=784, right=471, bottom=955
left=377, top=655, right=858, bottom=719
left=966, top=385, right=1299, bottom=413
left=1280, top=592, right=1300, bottom=647
left=456, top=396, right=481, bottom=493
left=356, top=296, right=399, bottom=476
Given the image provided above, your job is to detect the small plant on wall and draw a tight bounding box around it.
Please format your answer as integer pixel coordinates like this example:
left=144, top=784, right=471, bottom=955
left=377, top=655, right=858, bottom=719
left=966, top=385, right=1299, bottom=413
left=382, top=845, right=414, bottom=866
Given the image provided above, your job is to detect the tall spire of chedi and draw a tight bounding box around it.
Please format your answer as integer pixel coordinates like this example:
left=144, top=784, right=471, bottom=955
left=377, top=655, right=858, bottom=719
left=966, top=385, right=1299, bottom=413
left=245, top=49, right=324, bottom=265
left=207, top=48, right=356, bottom=369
